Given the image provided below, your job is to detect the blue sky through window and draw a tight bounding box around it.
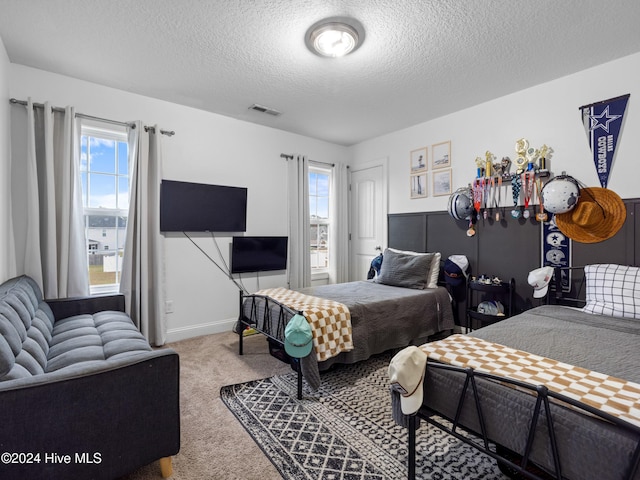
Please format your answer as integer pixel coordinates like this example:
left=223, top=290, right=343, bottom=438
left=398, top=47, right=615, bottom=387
left=81, top=135, right=129, bottom=210
left=309, top=171, right=329, bottom=218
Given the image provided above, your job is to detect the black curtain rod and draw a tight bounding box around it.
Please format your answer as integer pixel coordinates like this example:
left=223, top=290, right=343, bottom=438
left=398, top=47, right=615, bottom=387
left=144, top=125, right=175, bottom=137
left=280, top=153, right=335, bottom=167
left=9, top=98, right=175, bottom=136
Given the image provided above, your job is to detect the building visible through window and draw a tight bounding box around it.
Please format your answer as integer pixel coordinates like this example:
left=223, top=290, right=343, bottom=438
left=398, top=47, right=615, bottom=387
left=80, top=123, right=129, bottom=294
left=309, top=166, right=331, bottom=273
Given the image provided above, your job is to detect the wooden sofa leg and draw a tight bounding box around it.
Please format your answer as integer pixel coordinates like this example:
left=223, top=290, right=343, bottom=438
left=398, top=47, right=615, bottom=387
left=159, top=456, right=173, bottom=478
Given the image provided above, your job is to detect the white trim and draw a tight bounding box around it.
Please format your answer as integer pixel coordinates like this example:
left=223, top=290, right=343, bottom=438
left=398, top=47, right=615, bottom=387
left=85, top=207, right=128, bottom=217
left=90, top=283, right=119, bottom=295
left=312, top=270, right=329, bottom=280
left=81, top=121, right=127, bottom=139
left=165, top=317, right=236, bottom=343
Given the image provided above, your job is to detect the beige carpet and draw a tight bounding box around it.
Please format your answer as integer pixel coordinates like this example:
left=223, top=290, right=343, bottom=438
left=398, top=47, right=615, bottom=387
left=120, top=331, right=291, bottom=480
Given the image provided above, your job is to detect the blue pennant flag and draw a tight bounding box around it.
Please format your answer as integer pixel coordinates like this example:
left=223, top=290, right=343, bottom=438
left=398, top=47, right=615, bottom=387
left=580, top=94, right=630, bottom=188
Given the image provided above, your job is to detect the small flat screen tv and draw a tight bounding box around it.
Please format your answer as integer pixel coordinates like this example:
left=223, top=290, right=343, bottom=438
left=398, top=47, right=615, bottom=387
left=231, top=236, right=288, bottom=274
left=160, top=179, right=247, bottom=232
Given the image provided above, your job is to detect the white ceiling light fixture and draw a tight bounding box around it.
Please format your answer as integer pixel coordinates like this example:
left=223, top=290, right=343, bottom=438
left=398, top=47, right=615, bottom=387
left=305, top=17, right=365, bottom=58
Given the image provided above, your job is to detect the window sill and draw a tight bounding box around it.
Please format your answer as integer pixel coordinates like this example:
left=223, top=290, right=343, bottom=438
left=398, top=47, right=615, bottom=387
left=90, top=284, right=120, bottom=296
left=311, top=271, right=329, bottom=281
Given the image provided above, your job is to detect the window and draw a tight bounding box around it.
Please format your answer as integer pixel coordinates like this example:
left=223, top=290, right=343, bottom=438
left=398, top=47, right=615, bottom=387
left=309, top=166, right=331, bottom=273
left=80, top=122, right=129, bottom=294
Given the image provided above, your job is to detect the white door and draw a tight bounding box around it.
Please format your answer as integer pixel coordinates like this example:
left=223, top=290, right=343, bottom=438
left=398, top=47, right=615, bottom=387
left=349, top=161, right=387, bottom=281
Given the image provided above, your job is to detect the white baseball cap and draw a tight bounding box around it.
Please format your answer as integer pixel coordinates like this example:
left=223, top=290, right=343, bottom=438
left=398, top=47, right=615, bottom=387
left=527, top=266, right=554, bottom=298
left=388, top=346, right=427, bottom=415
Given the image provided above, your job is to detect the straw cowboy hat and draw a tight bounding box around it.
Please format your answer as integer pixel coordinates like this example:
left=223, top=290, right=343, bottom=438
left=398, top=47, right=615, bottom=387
left=555, top=187, right=626, bottom=243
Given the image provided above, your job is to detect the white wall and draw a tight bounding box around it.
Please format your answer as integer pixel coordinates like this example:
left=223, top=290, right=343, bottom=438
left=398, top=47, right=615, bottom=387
left=0, top=37, right=14, bottom=282
left=350, top=52, right=640, bottom=215
left=9, top=65, right=350, bottom=342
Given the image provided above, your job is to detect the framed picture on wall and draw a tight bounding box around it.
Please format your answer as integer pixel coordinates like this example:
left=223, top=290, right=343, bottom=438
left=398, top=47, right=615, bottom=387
left=410, top=172, right=428, bottom=198
left=432, top=168, right=452, bottom=196
left=410, top=147, right=428, bottom=173
left=431, top=141, right=451, bottom=169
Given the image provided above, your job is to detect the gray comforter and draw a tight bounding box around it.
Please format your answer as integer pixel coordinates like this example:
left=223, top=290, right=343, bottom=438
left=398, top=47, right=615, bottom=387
left=424, top=305, right=640, bottom=480
left=470, top=304, right=640, bottom=383
left=243, top=281, right=455, bottom=390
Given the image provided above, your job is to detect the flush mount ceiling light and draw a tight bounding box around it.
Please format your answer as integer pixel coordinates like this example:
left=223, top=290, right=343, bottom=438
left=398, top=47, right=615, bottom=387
left=305, top=17, right=365, bottom=58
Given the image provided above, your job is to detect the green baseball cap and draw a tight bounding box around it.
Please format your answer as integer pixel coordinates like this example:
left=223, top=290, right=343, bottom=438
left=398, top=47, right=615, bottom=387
left=284, top=314, right=313, bottom=358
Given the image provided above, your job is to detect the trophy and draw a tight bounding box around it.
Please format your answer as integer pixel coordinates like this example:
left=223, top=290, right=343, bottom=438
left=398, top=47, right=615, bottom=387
left=484, top=151, right=495, bottom=178
left=474, top=156, right=485, bottom=178
left=514, top=138, right=528, bottom=174
left=500, top=156, right=511, bottom=177
left=538, top=144, right=551, bottom=172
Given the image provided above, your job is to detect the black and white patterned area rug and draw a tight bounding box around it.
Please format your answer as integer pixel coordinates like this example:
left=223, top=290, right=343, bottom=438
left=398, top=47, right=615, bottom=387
left=220, top=352, right=507, bottom=480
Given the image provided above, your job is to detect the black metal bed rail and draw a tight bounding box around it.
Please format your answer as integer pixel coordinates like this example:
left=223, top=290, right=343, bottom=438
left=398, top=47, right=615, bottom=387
left=404, top=361, right=640, bottom=480
left=237, top=291, right=306, bottom=399
left=549, top=266, right=587, bottom=307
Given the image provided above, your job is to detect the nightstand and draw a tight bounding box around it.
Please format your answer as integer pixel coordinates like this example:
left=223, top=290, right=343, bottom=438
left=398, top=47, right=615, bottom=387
left=466, top=278, right=515, bottom=331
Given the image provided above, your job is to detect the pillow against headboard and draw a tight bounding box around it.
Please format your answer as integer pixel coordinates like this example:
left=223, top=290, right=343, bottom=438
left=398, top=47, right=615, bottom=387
left=375, top=248, right=435, bottom=289
left=582, top=264, right=640, bottom=319
left=387, top=248, right=441, bottom=288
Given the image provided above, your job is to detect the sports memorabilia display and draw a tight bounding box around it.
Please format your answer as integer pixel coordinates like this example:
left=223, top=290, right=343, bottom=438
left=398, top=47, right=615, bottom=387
left=449, top=96, right=630, bottom=245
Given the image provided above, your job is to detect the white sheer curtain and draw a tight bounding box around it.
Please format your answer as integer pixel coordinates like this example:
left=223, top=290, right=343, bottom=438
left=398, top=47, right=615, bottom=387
left=120, top=123, right=167, bottom=346
left=287, top=155, right=311, bottom=289
left=20, top=99, right=88, bottom=298
left=329, top=163, right=350, bottom=284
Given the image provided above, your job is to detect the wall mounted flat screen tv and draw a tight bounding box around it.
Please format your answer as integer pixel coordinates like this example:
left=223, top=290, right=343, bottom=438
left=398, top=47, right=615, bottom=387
left=160, top=179, right=247, bottom=232
left=231, top=236, right=288, bottom=274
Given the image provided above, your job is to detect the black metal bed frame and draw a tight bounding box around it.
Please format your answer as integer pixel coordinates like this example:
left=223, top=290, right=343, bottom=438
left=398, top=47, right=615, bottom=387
left=401, top=265, right=640, bottom=480
left=401, top=362, right=640, bottom=480
left=548, top=265, right=587, bottom=307
left=237, top=291, right=306, bottom=399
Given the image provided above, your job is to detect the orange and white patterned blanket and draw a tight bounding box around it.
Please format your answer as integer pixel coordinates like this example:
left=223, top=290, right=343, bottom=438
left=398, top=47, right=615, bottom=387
left=420, top=334, right=640, bottom=428
left=257, top=287, right=353, bottom=362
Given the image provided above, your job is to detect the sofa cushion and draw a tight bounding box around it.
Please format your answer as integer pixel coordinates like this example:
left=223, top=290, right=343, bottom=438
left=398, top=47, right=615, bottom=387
left=0, top=334, right=13, bottom=378
left=0, top=276, right=152, bottom=380
left=46, top=311, right=152, bottom=373
left=0, top=302, right=51, bottom=380
left=0, top=277, right=55, bottom=381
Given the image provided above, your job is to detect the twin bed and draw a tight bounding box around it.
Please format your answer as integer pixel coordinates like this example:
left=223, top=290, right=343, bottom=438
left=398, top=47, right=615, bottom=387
left=237, top=248, right=455, bottom=398
left=398, top=263, right=640, bottom=480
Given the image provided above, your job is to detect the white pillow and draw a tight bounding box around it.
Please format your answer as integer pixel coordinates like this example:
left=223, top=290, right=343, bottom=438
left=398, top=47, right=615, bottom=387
left=387, top=248, right=441, bottom=289
left=582, top=264, right=640, bottom=319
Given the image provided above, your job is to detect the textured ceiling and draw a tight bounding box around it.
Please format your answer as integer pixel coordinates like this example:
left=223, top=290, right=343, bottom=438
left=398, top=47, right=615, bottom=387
left=1, top=0, right=639, bottom=146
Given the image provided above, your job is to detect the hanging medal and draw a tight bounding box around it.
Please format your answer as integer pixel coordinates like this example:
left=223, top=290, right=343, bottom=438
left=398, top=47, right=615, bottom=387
left=511, top=175, right=521, bottom=218
left=472, top=179, right=483, bottom=215
left=535, top=178, right=548, bottom=222
left=489, top=177, right=496, bottom=220
left=494, top=175, right=502, bottom=221
left=482, top=178, right=490, bottom=219
left=522, top=171, right=534, bottom=219
left=466, top=218, right=476, bottom=237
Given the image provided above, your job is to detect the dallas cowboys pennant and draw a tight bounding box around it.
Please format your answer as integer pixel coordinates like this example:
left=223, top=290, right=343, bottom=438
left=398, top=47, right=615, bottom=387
left=580, top=94, right=630, bottom=189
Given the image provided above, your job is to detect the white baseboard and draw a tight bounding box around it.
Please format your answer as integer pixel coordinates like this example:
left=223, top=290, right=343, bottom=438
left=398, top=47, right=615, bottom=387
left=165, top=317, right=236, bottom=344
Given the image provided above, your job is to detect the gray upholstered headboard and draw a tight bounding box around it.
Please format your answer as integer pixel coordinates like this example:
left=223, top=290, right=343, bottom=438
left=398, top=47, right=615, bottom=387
left=388, top=197, right=640, bottom=317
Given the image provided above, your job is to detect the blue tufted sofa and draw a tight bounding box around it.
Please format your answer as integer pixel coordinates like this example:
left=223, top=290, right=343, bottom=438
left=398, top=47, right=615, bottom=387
left=0, top=275, right=180, bottom=479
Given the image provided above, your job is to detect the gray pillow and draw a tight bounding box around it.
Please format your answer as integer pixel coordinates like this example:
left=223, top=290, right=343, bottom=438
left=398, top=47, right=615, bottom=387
left=375, top=249, right=435, bottom=289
